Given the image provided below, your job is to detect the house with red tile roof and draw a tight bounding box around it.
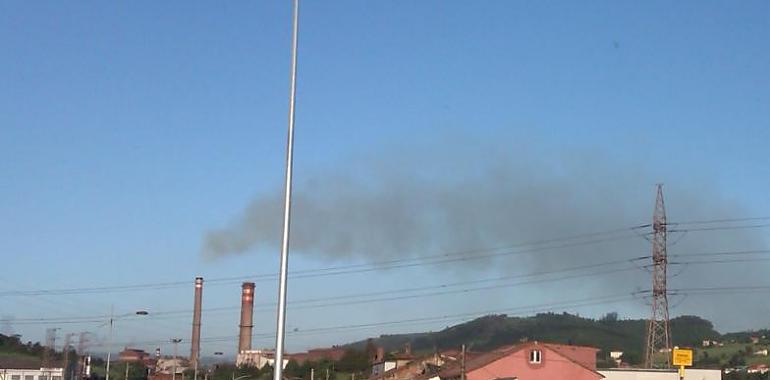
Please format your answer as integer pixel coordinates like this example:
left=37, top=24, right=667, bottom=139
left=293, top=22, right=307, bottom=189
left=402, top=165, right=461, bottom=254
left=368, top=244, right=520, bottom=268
left=430, top=341, right=603, bottom=380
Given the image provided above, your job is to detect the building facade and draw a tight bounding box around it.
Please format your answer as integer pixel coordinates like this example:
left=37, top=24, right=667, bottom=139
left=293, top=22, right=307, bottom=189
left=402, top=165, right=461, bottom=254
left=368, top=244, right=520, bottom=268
left=0, top=357, right=64, bottom=380
left=599, top=368, right=721, bottom=380
left=435, top=342, right=603, bottom=380
left=235, top=350, right=288, bottom=369
left=0, top=368, right=64, bottom=380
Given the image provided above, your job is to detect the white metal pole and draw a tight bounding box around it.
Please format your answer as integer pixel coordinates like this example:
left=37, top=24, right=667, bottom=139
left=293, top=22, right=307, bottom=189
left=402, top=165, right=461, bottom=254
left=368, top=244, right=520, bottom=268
left=273, top=1, right=299, bottom=380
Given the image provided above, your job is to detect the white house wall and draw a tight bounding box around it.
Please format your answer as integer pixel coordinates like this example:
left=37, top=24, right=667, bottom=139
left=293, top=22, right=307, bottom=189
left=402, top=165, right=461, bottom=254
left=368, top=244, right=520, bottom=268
left=599, top=369, right=721, bottom=380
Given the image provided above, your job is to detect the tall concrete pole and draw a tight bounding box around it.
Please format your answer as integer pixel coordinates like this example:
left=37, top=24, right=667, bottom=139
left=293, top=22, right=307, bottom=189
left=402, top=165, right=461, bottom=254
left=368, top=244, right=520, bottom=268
left=273, top=1, right=300, bottom=380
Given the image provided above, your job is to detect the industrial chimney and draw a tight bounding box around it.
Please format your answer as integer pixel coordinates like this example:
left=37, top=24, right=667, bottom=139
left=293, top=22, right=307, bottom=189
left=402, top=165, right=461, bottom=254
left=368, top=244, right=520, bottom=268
left=190, top=276, right=203, bottom=368
left=238, top=282, right=255, bottom=353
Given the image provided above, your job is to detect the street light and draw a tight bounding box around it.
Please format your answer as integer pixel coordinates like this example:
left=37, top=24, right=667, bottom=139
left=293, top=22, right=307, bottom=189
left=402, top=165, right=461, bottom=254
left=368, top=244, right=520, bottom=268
left=105, top=310, right=149, bottom=380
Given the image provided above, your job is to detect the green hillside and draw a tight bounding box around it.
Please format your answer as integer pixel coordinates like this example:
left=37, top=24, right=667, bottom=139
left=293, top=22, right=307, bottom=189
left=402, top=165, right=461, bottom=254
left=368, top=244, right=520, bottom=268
left=348, top=312, right=720, bottom=366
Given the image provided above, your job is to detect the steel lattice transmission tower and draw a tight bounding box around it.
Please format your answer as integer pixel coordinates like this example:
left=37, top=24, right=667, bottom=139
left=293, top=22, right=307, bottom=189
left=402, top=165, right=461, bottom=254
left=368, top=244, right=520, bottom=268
left=644, top=184, right=671, bottom=368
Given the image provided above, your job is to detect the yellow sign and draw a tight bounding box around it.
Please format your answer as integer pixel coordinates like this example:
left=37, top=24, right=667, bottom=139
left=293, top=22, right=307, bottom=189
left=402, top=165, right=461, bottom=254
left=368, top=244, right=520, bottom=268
left=672, top=348, right=693, bottom=367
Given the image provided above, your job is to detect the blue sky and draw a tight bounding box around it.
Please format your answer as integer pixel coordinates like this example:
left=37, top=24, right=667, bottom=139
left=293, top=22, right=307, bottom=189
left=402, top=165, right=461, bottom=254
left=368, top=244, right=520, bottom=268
left=1, top=1, right=769, bottom=357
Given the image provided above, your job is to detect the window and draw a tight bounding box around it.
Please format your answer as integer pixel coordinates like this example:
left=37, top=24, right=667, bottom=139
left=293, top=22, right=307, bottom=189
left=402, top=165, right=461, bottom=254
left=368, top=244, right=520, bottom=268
left=12, top=375, right=21, bottom=380
left=40, top=376, right=49, bottom=380
left=53, top=376, right=62, bottom=380
left=529, top=349, right=542, bottom=364
left=25, top=375, right=34, bottom=380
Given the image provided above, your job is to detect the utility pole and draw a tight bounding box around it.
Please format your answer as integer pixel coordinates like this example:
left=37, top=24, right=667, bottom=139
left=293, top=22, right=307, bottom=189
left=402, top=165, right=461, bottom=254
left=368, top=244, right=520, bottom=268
left=644, top=184, right=671, bottom=368
left=325, top=368, right=329, bottom=380
left=460, top=344, right=466, bottom=380
left=124, top=362, right=130, bottom=380
left=171, top=339, right=182, bottom=380
left=106, top=307, right=114, bottom=380
left=311, top=368, right=314, bottom=380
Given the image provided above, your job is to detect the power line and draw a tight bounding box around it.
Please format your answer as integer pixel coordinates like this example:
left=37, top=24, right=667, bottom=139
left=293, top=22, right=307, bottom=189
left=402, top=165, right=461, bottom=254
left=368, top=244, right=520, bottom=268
left=668, top=223, right=770, bottom=233
left=77, top=279, right=770, bottom=349
left=677, top=285, right=770, bottom=294
left=670, top=257, right=770, bottom=266
left=634, top=284, right=770, bottom=296
left=101, top=292, right=640, bottom=347
left=11, top=248, right=770, bottom=325
left=669, top=249, right=770, bottom=258
left=101, top=282, right=770, bottom=349
left=0, top=228, right=647, bottom=297
left=11, top=257, right=645, bottom=325
left=3, top=218, right=763, bottom=298
left=668, top=216, right=770, bottom=226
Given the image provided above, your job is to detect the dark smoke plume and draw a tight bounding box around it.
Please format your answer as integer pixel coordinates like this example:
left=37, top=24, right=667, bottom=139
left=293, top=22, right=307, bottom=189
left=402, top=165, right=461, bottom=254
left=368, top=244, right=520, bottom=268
left=202, top=145, right=763, bottom=263
left=201, top=144, right=769, bottom=329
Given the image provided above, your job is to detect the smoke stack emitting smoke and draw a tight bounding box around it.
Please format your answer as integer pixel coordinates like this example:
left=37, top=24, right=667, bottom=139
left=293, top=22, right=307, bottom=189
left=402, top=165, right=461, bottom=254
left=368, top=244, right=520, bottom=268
left=190, top=276, right=203, bottom=367
left=238, top=282, right=255, bottom=353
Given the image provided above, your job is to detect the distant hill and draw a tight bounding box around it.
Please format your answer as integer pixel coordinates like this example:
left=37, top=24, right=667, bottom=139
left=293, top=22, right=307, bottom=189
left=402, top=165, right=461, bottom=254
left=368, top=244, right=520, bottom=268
left=346, top=312, right=720, bottom=365
left=721, top=329, right=770, bottom=343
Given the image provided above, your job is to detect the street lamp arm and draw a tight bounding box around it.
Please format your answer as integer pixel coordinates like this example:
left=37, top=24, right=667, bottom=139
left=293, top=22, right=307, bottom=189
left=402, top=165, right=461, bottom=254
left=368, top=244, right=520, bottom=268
left=100, top=310, right=150, bottom=327
left=105, top=309, right=149, bottom=380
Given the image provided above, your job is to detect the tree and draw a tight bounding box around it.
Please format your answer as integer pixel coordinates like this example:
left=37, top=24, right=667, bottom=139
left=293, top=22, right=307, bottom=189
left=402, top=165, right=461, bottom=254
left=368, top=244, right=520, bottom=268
left=283, top=359, right=303, bottom=380
left=727, top=353, right=746, bottom=367
left=337, top=349, right=369, bottom=373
